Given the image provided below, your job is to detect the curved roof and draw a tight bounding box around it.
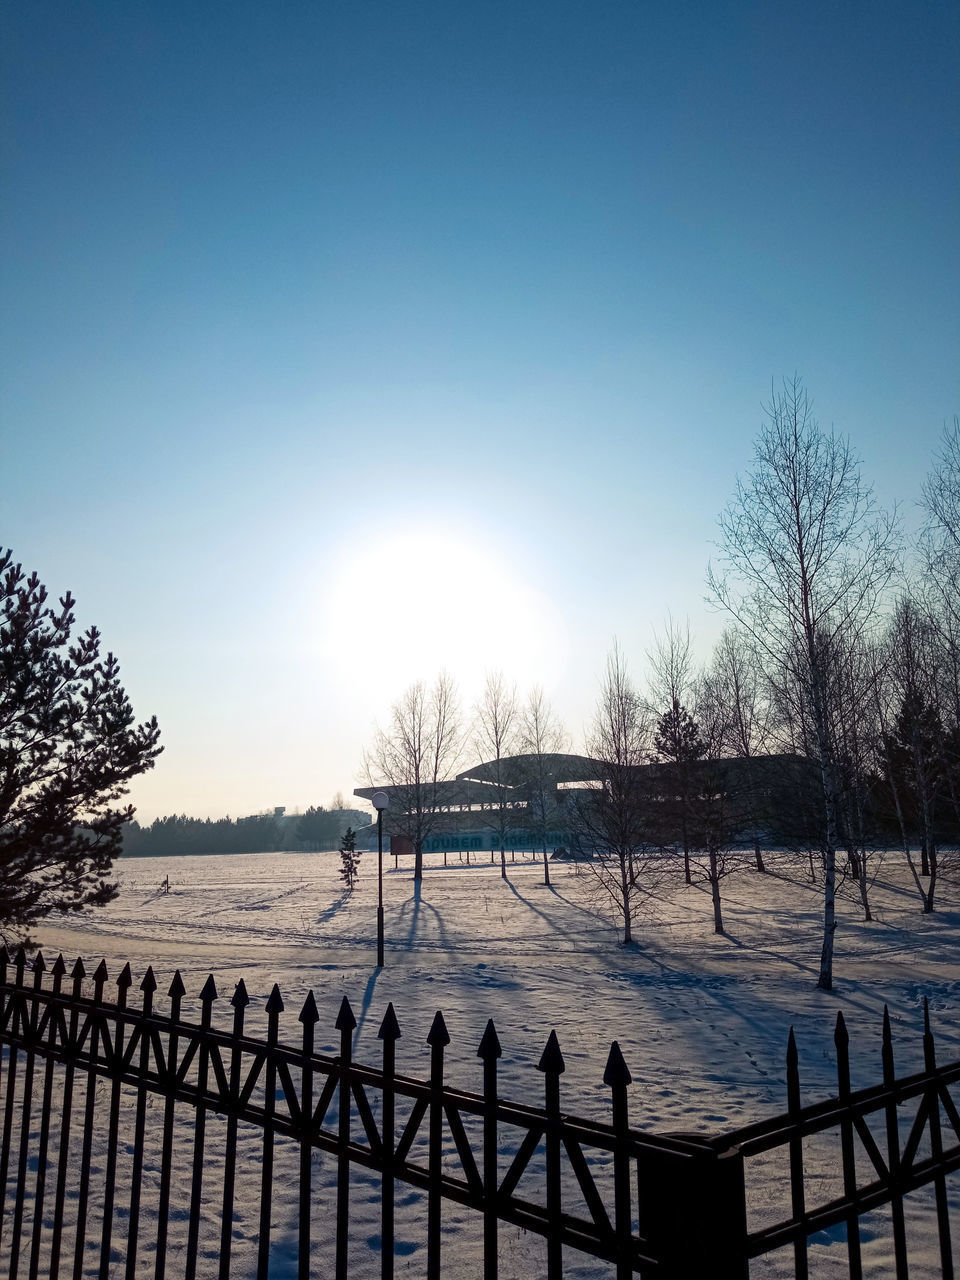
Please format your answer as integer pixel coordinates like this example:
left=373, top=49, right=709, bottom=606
left=457, top=753, right=606, bottom=788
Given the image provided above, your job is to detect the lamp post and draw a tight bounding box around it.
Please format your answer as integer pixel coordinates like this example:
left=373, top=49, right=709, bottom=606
left=372, top=791, right=389, bottom=967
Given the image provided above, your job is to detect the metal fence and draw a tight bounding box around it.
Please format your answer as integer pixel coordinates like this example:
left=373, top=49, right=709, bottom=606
left=0, top=945, right=957, bottom=1278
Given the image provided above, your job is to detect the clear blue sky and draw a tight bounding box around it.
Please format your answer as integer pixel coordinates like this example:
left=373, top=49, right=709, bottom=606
left=3, top=1, right=957, bottom=821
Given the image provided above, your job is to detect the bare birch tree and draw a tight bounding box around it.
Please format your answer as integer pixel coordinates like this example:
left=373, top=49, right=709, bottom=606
left=363, top=673, right=464, bottom=881
left=708, top=378, right=899, bottom=989
left=703, top=626, right=775, bottom=871
left=647, top=618, right=700, bottom=882
left=575, top=644, right=655, bottom=944
left=519, top=686, right=569, bottom=885
left=473, top=672, right=520, bottom=879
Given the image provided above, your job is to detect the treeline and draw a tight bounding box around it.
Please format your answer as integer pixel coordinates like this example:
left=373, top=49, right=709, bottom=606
left=122, top=806, right=371, bottom=857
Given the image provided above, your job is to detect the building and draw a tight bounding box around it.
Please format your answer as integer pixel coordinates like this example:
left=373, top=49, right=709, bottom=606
left=354, top=752, right=815, bottom=855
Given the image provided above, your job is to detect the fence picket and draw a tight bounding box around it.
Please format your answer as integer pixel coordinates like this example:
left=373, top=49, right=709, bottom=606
left=257, top=984, right=284, bottom=1280
left=72, top=960, right=109, bottom=1280
left=10, top=952, right=44, bottom=1279
left=604, top=1040, right=633, bottom=1280
left=378, top=1001, right=401, bottom=1280
left=478, top=1018, right=501, bottom=1280
left=786, top=1027, right=808, bottom=1280
left=834, top=1012, right=863, bottom=1280
left=882, top=1006, right=910, bottom=1278
left=98, top=962, right=132, bottom=1280
left=218, top=979, right=249, bottom=1280
left=335, top=995, right=356, bottom=1280
left=154, top=970, right=185, bottom=1280
left=427, top=1011, right=450, bottom=1280
left=28, top=953, right=65, bottom=1280
left=125, top=966, right=157, bottom=1280
left=0, top=949, right=25, bottom=1254
left=185, top=975, right=218, bottom=1280
left=49, top=957, right=85, bottom=1280
left=538, top=1029, right=566, bottom=1280
left=298, top=990, right=319, bottom=1280
left=923, top=999, right=954, bottom=1280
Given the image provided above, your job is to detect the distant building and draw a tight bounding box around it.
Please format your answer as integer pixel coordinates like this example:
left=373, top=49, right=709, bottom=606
left=354, top=752, right=816, bottom=853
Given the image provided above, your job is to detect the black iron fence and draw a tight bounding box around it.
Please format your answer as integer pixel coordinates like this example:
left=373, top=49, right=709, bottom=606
left=0, top=945, right=957, bottom=1278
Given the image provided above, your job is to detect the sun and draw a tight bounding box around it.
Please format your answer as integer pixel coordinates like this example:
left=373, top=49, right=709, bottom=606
left=317, top=525, right=564, bottom=704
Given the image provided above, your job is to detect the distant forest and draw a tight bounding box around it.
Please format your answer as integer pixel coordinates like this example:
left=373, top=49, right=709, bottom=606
left=122, top=806, right=372, bottom=857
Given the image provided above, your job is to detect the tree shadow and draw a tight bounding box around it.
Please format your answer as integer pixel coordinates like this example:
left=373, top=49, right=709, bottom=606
left=354, top=966, right=381, bottom=1044
left=393, top=879, right=452, bottom=953
left=315, top=890, right=351, bottom=927
left=504, top=876, right=615, bottom=941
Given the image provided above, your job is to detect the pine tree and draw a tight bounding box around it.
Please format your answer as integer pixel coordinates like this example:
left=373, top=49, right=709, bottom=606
left=0, top=550, right=162, bottom=939
left=339, top=827, right=361, bottom=891
left=653, top=698, right=706, bottom=883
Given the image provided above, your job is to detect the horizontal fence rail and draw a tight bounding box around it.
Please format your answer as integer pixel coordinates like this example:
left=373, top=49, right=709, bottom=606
left=0, top=946, right=957, bottom=1278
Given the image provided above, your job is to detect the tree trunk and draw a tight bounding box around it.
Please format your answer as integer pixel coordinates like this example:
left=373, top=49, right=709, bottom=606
left=855, top=847, right=872, bottom=921
left=925, top=845, right=938, bottom=913
left=620, top=855, right=632, bottom=944
left=543, top=850, right=551, bottom=887
left=500, top=846, right=507, bottom=879
left=754, top=838, right=766, bottom=873
left=810, top=675, right=841, bottom=992
left=709, top=848, right=724, bottom=934
left=414, top=842, right=423, bottom=881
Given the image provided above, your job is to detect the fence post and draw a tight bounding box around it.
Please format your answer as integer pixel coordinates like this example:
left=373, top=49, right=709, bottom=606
left=636, top=1138, right=748, bottom=1279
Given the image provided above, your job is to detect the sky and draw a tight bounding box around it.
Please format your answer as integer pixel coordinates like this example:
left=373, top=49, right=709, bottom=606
left=2, top=0, right=958, bottom=823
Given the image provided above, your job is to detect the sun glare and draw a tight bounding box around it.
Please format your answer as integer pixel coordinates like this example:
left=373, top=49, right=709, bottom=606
left=318, top=527, right=564, bottom=704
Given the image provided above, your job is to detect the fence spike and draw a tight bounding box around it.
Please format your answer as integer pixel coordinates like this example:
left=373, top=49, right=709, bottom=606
left=922, top=996, right=937, bottom=1071
left=140, top=965, right=157, bottom=993
left=298, top=990, right=320, bottom=1025
left=71, top=957, right=86, bottom=982
left=336, top=995, right=357, bottom=1032
left=51, top=954, right=67, bottom=979
left=786, top=1026, right=798, bottom=1070
left=537, top=1029, right=566, bottom=1075
left=427, top=1010, right=450, bottom=1048
left=834, top=1011, right=849, bottom=1049
left=33, top=950, right=46, bottom=976
left=0, top=945, right=8, bottom=967
left=94, top=959, right=109, bottom=986
left=786, top=1026, right=800, bottom=1112
left=266, top=983, right=284, bottom=1015
left=477, top=1018, right=502, bottom=1061
left=231, top=978, right=250, bottom=1008
left=603, top=1039, right=632, bottom=1087
left=200, top=974, right=218, bottom=1003
left=882, top=1005, right=895, bottom=1083
left=168, top=970, right=186, bottom=1000
left=117, top=962, right=133, bottom=990
left=15, top=946, right=27, bottom=970
left=378, top=1001, right=401, bottom=1042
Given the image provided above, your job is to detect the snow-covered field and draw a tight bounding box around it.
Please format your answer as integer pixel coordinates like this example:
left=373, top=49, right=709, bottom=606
left=18, top=848, right=960, bottom=1276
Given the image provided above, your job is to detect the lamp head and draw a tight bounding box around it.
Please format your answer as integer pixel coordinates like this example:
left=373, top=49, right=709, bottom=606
left=372, top=790, right=389, bottom=812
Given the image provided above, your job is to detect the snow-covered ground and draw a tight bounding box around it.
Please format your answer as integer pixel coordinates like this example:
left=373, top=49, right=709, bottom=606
left=18, top=848, right=960, bottom=1276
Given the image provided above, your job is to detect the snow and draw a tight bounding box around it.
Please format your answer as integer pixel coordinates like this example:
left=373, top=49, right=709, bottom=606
left=12, top=848, right=960, bottom=1276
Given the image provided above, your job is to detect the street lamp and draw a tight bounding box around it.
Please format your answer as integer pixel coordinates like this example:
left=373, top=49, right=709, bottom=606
left=372, top=791, right=389, bottom=967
